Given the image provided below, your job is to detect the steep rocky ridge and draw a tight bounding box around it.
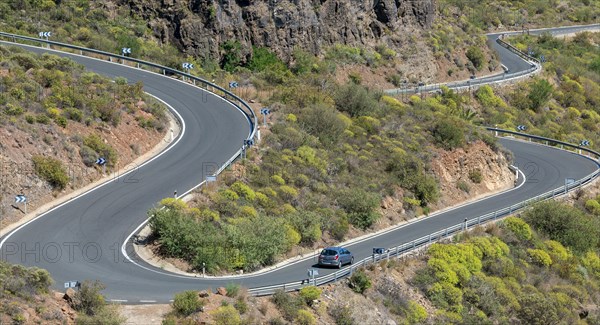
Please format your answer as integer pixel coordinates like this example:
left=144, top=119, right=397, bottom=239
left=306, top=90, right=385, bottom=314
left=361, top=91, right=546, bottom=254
left=119, top=0, right=435, bottom=61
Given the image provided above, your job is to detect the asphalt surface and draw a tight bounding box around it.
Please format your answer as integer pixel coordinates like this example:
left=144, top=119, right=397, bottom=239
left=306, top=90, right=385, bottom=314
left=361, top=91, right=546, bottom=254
left=386, top=23, right=600, bottom=94
left=1, top=26, right=599, bottom=303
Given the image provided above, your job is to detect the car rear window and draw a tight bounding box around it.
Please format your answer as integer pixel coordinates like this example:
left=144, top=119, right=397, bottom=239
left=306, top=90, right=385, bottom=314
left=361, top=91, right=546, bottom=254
left=321, top=249, right=338, bottom=256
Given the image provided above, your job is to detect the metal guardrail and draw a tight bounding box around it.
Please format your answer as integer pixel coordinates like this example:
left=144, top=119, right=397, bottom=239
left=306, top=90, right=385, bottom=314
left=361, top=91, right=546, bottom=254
left=0, top=31, right=258, bottom=144
left=0, top=31, right=259, bottom=188
left=248, top=129, right=600, bottom=296
left=4, top=31, right=597, bottom=297
left=385, top=37, right=541, bottom=95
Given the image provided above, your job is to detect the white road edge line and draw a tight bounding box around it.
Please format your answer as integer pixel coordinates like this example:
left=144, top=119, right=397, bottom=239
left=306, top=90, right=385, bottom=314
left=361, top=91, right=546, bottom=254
left=0, top=47, right=187, bottom=250
left=109, top=299, right=128, bottom=302
left=116, top=138, right=528, bottom=281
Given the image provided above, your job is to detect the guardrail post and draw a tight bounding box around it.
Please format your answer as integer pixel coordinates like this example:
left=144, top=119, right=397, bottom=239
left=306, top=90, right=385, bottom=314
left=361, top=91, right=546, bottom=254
left=493, top=211, right=497, bottom=220
left=428, top=234, right=431, bottom=244
left=477, top=216, right=481, bottom=225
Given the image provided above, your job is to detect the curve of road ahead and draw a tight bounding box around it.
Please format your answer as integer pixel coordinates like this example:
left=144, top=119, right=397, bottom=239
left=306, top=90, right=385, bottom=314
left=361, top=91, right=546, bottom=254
left=386, top=23, right=600, bottom=94
left=1, top=24, right=599, bottom=303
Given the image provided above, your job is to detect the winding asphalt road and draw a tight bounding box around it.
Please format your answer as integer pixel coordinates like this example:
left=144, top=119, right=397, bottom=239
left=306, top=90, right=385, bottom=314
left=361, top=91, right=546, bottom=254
left=386, top=23, right=600, bottom=94
left=1, top=25, right=599, bottom=303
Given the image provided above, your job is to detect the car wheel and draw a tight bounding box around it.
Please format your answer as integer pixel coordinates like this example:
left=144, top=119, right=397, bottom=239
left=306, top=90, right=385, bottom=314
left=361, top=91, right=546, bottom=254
left=337, top=261, right=342, bottom=269
left=350, top=257, right=354, bottom=265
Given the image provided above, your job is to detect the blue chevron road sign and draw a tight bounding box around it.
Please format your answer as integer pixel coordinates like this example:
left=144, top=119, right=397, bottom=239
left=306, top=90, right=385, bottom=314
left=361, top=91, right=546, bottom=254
left=38, top=31, right=51, bottom=38
left=580, top=140, right=590, bottom=146
left=121, top=47, right=132, bottom=55
left=15, top=195, right=26, bottom=203
left=96, top=157, right=107, bottom=166
left=229, top=81, right=239, bottom=88
left=182, top=62, right=194, bottom=70
left=517, top=125, right=526, bottom=131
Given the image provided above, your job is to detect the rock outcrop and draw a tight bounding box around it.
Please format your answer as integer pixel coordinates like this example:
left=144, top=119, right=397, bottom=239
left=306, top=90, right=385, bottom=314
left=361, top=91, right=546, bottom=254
left=118, top=0, right=435, bottom=61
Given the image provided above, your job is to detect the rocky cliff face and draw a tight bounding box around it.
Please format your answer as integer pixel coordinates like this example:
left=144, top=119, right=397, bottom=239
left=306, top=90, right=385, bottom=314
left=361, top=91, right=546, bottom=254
left=118, top=0, right=435, bottom=61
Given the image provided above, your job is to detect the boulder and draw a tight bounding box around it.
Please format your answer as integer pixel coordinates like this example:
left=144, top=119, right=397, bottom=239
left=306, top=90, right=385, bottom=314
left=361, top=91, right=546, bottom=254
left=216, top=287, right=227, bottom=296
left=198, top=290, right=210, bottom=298
left=63, top=288, right=76, bottom=302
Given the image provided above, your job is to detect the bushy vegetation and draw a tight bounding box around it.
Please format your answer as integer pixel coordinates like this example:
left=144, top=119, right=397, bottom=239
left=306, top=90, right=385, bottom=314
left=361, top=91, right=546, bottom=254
left=172, top=291, right=203, bottom=316
left=349, top=269, right=372, bottom=294
left=299, top=286, right=322, bottom=305
left=32, top=155, right=69, bottom=190
left=69, top=280, right=124, bottom=325
left=481, top=33, right=600, bottom=151
left=524, top=201, right=600, bottom=254
left=0, top=47, right=165, bottom=133
left=0, top=275, right=114, bottom=325
left=411, top=200, right=600, bottom=324
left=148, top=78, right=495, bottom=272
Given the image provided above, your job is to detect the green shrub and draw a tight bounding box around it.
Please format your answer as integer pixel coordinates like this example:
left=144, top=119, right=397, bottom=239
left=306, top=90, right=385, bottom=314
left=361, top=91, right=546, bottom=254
left=233, top=297, right=248, bottom=314
left=271, top=290, right=304, bottom=321
left=337, top=189, right=380, bottom=230
left=527, top=249, right=552, bottom=267
left=427, top=281, right=463, bottom=312
left=524, top=201, right=600, bottom=254
left=404, top=300, right=428, bottom=324
left=517, top=290, right=560, bottom=325
left=295, top=309, right=316, bottom=325
left=70, top=280, right=106, bottom=316
left=502, top=217, right=532, bottom=241
left=32, top=156, right=69, bottom=190
left=432, top=118, right=465, bottom=150
left=299, top=286, right=322, bottom=305
left=230, top=181, right=256, bottom=201
left=25, top=114, right=35, bottom=124
left=466, top=46, right=485, bottom=70
left=65, top=107, right=83, bottom=122
left=55, top=115, right=68, bottom=128
left=544, top=240, right=570, bottom=262
left=334, top=83, right=378, bottom=117
left=211, top=304, right=241, bottom=325
left=172, top=290, right=203, bottom=316
left=468, top=169, right=483, bottom=183
left=278, top=185, right=299, bottom=201
left=584, top=199, right=600, bottom=215
left=36, top=114, right=51, bottom=124
left=349, top=269, right=371, bottom=294
left=225, top=283, right=240, bottom=298
left=299, top=105, right=348, bottom=146
left=528, top=79, right=553, bottom=111
left=329, top=214, right=350, bottom=240
left=4, top=103, right=24, bottom=115
left=83, top=134, right=118, bottom=167
left=581, top=251, right=600, bottom=279
left=330, top=305, right=354, bottom=325
left=457, top=180, right=470, bottom=193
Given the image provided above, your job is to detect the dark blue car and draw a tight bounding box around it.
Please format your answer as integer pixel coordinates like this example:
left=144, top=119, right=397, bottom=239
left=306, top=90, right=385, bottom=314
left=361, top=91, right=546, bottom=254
left=318, top=247, right=354, bottom=268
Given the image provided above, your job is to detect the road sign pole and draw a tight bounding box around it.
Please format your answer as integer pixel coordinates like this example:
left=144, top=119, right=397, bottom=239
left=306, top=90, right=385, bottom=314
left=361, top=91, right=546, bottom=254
left=102, top=164, right=106, bottom=175
left=263, top=115, right=266, bottom=126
